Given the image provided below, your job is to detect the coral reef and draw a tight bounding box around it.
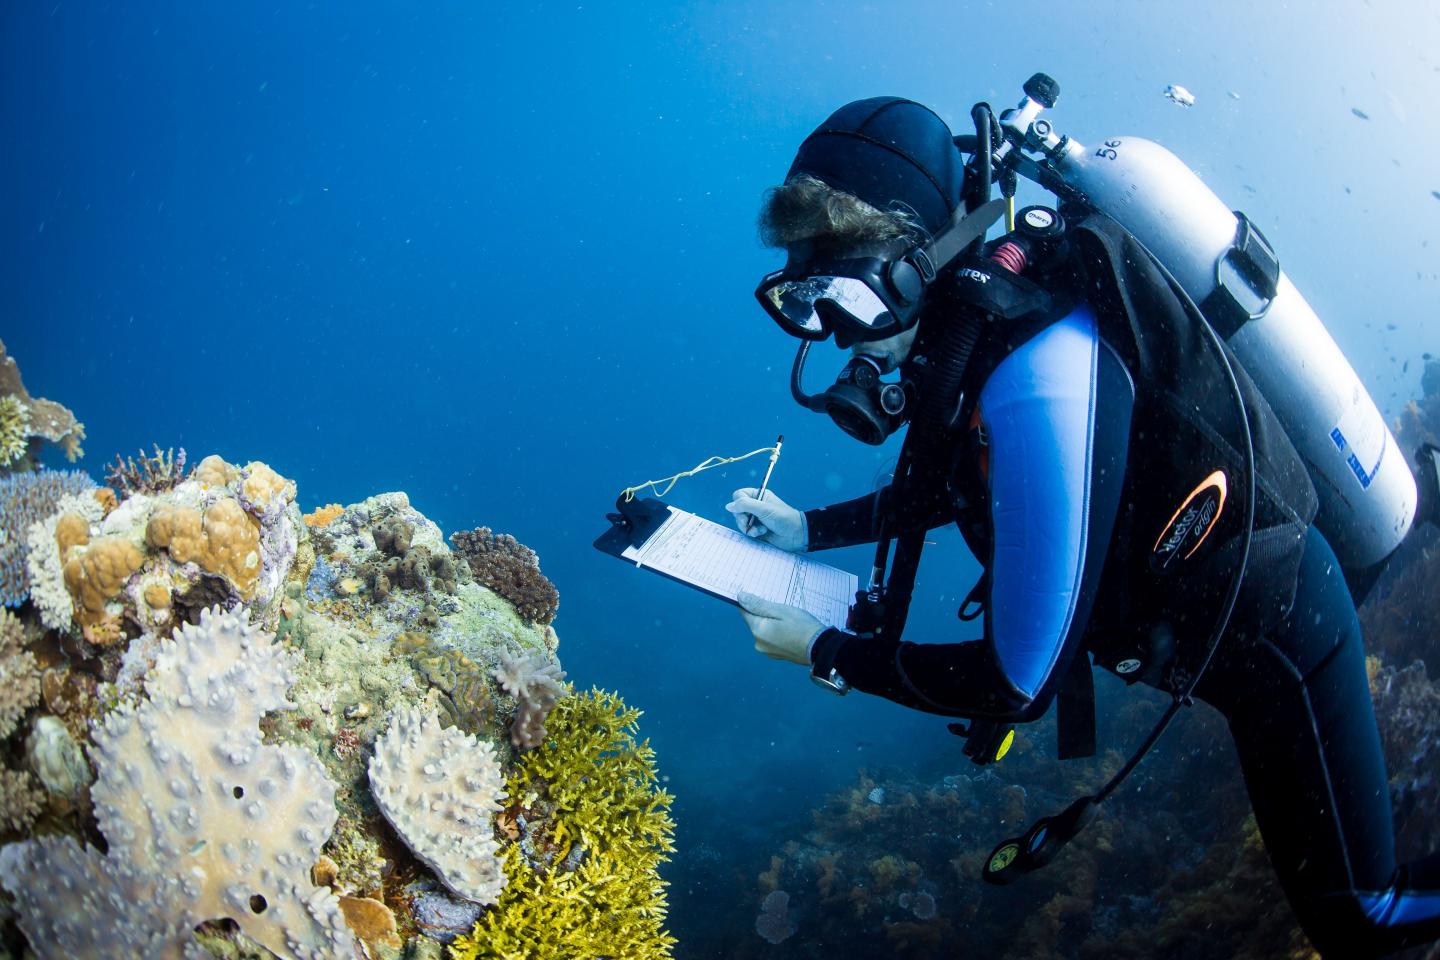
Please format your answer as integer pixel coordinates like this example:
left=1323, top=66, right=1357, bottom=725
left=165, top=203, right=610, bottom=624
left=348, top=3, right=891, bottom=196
left=0, top=455, right=669, bottom=959
left=0, top=338, right=84, bottom=467
left=449, top=688, right=676, bottom=960
left=0, top=469, right=96, bottom=607
left=105, top=444, right=189, bottom=497
left=449, top=526, right=560, bottom=626
left=369, top=705, right=508, bottom=905
left=0, top=606, right=357, bottom=959
left=493, top=647, right=567, bottom=749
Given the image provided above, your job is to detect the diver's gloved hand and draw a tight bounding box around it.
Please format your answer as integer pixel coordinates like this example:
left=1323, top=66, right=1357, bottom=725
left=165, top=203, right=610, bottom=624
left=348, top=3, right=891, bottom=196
left=727, top=488, right=808, bottom=552
left=736, top=592, right=825, bottom=665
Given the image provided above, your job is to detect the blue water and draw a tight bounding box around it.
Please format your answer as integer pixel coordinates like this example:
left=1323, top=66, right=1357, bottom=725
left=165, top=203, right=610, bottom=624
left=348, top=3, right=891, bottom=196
left=5, top=1, right=1438, bottom=953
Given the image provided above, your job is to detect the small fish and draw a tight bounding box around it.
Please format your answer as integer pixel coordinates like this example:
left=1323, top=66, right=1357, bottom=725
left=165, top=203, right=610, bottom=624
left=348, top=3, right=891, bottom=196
left=1424, top=352, right=1433, bottom=360
left=1228, top=91, right=1241, bottom=100
left=1431, top=190, right=1440, bottom=201
left=1403, top=360, right=1410, bottom=373
left=1164, top=84, right=1196, bottom=108
left=1352, top=107, right=1370, bottom=120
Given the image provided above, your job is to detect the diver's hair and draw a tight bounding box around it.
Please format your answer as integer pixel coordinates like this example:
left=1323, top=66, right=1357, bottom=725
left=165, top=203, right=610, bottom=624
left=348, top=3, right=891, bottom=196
left=757, top=174, right=925, bottom=250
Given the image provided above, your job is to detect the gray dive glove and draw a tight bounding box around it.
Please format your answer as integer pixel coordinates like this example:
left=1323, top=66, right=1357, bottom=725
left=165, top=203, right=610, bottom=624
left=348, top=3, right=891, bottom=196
left=726, top=487, right=807, bottom=553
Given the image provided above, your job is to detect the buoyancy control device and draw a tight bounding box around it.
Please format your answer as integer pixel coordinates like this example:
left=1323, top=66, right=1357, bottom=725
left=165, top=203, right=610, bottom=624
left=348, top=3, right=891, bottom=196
left=988, top=73, right=1417, bottom=572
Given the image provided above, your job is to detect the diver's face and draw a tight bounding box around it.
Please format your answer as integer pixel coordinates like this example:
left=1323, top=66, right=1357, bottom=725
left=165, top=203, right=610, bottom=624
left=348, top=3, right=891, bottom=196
left=850, top=324, right=918, bottom=374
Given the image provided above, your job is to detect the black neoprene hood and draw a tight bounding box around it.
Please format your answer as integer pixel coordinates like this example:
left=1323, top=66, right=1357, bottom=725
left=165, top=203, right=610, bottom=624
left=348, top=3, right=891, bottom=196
left=786, top=97, right=965, bottom=235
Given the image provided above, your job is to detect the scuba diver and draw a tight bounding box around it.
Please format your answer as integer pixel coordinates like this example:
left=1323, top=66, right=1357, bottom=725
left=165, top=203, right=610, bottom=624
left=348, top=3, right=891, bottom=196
left=728, top=85, right=1440, bottom=957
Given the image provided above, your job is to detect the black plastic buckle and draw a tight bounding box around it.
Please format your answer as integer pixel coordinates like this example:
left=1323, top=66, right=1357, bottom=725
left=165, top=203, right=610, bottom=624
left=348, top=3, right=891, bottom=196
left=1202, top=211, right=1282, bottom=339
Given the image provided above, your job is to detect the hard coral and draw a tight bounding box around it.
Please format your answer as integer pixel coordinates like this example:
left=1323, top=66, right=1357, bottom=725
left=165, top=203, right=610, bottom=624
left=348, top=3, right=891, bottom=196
left=0, top=609, right=40, bottom=740
left=0, top=606, right=356, bottom=960
left=0, top=769, right=43, bottom=834
left=0, top=396, right=30, bottom=467
left=450, top=526, right=560, bottom=625
left=449, top=688, right=675, bottom=960
left=368, top=705, right=508, bottom=905
left=0, top=338, right=85, bottom=465
left=104, top=445, right=188, bottom=497
left=146, top=499, right=261, bottom=599
left=61, top=534, right=144, bottom=627
left=0, top=469, right=95, bottom=607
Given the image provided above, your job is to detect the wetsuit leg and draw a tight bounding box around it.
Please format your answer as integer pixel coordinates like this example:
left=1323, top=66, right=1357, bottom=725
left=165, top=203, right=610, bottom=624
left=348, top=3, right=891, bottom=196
left=1196, top=525, right=1440, bottom=957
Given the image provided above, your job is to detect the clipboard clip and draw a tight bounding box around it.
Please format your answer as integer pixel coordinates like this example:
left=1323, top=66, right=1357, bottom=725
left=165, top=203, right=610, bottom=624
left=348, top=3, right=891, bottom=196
left=607, top=495, right=672, bottom=548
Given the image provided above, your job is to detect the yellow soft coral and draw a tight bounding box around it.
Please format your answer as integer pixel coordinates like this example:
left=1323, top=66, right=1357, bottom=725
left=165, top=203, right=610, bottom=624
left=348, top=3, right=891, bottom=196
left=62, top=535, right=144, bottom=626
left=146, top=499, right=261, bottom=598
left=449, top=689, right=676, bottom=960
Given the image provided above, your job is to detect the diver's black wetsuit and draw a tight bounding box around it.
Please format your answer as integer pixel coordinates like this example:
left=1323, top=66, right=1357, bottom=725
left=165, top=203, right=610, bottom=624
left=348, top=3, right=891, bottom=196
left=802, top=219, right=1440, bottom=957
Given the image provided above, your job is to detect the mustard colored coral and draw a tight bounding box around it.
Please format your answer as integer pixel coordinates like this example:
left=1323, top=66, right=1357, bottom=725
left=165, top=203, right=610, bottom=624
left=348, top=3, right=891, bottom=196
left=146, top=498, right=260, bottom=598
left=61, top=535, right=143, bottom=626
left=449, top=688, right=676, bottom=960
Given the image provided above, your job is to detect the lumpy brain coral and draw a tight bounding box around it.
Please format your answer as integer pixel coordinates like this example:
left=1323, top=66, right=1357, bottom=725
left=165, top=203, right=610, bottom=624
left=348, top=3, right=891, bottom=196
left=0, top=606, right=355, bottom=959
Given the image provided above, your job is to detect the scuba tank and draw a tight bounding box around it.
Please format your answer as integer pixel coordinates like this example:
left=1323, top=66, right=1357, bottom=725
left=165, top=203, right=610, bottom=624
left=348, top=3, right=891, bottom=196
left=994, top=77, right=1417, bottom=570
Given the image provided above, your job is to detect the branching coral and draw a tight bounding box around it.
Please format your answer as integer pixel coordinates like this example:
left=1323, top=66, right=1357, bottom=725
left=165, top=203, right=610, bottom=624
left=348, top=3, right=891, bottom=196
left=0, top=609, right=39, bottom=740
left=0, top=339, right=84, bottom=465
left=104, top=445, right=188, bottom=497
left=449, top=526, right=560, bottom=625
left=0, top=396, right=31, bottom=467
left=0, top=469, right=95, bottom=607
left=368, top=705, right=508, bottom=904
left=448, top=689, right=676, bottom=960
left=0, top=606, right=355, bottom=960
left=494, top=647, right=567, bottom=749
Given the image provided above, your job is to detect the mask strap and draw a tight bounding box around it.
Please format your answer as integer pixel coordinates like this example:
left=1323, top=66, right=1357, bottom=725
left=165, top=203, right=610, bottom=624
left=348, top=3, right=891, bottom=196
left=919, top=197, right=1007, bottom=273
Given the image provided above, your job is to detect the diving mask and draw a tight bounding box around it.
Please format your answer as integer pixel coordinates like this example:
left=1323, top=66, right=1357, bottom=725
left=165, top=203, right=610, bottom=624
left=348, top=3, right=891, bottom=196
left=755, top=198, right=1007, bottom=347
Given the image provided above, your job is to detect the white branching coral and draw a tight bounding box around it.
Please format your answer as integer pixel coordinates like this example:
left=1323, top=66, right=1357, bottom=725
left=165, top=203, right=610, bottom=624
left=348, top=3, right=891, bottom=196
left=0, top=606, right=356, bottom=960
left=0, top=608, right=39, bottom=740
left=368, top=705, right=507, bottom=905
left=493, top=648, right=567, bottom=749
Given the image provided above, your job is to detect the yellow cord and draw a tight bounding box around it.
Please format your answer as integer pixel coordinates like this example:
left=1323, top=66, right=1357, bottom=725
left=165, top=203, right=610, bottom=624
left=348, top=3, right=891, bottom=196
left=620, top=445, right=780, bottom=502
left=1005, top=195, right=1016, bottom=232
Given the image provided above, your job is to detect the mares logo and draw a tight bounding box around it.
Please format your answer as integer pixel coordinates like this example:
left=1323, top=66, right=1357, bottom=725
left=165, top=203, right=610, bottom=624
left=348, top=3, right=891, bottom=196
left=1150, top=470, right=1227, bottom=573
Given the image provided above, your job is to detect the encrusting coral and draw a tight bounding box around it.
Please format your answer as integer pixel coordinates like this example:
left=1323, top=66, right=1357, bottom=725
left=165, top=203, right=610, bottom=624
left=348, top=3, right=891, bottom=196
left=368, top=705, right=508, bottom=905
left=449, top=526, right=560, bottom=626
left=0, top=469, right=96, bottom=608
left=493, top=647, right=567, bottom=749
left=0, top=606, right=356, bottom=959
left=449, top=688, right=676, bottom=960
left=0, top=338, right=85, bottom=467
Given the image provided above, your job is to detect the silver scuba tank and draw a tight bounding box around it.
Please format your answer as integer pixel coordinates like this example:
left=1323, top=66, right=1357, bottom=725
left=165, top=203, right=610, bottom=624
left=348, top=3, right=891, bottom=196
left=1042, top=134, right=1416, bottom=569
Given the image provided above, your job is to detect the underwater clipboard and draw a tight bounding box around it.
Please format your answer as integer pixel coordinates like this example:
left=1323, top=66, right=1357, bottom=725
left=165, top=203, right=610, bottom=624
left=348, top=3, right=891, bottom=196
left=594, top=496, right=857, bottom=629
